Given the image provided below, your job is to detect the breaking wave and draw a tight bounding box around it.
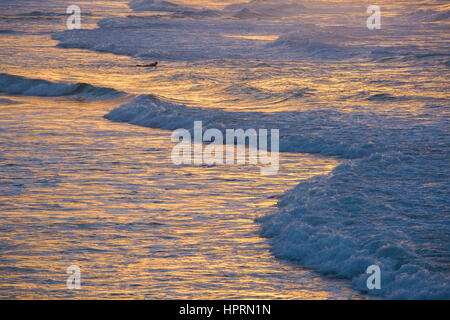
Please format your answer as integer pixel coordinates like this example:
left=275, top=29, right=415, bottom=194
left=129, top=0, right=192, bottom=13
left=0, top=73, right=124, bottom=99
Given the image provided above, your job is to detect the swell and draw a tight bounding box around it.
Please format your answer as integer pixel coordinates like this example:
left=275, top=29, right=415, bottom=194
left=0, top=73, right=125, bottom=99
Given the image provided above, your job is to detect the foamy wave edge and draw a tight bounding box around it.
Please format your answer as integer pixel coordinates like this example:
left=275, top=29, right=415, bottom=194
left=106, top=94, right=450, bottom=299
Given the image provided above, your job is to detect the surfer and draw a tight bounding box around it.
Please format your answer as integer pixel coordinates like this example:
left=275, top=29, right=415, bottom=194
left=136, top=62, right=158, bottom=67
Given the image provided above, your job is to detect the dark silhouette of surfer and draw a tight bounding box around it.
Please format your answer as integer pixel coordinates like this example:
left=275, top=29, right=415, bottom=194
left=136, top=62, right=158, bottom=67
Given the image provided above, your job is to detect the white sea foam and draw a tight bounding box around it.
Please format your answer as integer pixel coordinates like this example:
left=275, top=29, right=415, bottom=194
left=52, top=0, right=449, bottom=63
left=105, top=94, right=379, bottom=157
left=258, top=150, right=449, bottom=299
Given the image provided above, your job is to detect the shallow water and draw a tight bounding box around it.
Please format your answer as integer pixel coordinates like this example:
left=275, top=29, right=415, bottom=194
left=0, top=94, right=361, bottom=299
left=0, top=0, right=448, bottom=299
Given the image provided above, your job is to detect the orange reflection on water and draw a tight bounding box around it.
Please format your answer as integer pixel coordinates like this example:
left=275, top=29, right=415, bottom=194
left=0, top=94, right=358, bottom=299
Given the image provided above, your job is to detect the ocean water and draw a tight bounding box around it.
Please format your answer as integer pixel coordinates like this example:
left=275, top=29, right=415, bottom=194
left=0, top=0, right=449, bottom=299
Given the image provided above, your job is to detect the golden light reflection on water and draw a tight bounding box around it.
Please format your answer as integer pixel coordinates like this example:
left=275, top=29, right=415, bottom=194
left=1, top=0, right=447, bottom=299
left=223, top=35, right=279, bottom=41
left=1, top=31, right=447, bottom=119
left=0, top=95, right=361, bottom=299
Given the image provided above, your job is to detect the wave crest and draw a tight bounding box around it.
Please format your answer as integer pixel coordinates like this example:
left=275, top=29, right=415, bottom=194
left=0, top=73, right=124, bottom=98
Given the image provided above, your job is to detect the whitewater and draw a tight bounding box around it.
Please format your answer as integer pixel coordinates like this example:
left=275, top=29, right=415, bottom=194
left=0, top=0, right=448, bottom=299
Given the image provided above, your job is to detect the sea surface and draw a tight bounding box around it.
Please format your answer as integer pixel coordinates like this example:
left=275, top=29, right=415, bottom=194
left=0, top=0, right=448, bottom=299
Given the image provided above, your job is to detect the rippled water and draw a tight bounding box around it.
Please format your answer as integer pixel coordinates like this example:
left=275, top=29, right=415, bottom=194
left=0, top=1, right=360, bottom=299
left=0, top=94, right=360, bottom=299
left=0, top=0, right=448, bottom=299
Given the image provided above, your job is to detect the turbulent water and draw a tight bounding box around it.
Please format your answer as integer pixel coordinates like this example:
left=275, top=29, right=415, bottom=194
left=0, top=0, right=449, bottom=299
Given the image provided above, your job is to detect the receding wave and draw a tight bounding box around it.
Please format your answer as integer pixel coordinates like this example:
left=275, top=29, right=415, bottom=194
left=0, top=73, right=124, bottom=99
